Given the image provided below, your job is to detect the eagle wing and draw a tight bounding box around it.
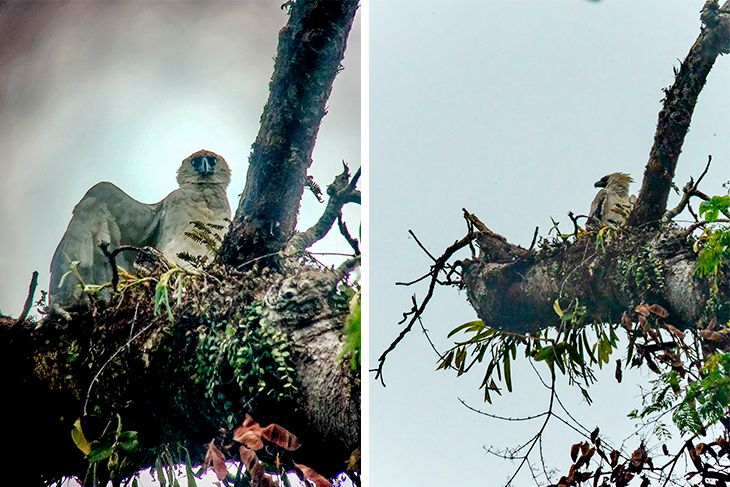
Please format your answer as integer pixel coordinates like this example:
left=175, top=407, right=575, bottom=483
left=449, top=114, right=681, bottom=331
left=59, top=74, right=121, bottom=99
left=588, top=189, right=607, bottom=228
left=50, top=181, right=162, bottom=305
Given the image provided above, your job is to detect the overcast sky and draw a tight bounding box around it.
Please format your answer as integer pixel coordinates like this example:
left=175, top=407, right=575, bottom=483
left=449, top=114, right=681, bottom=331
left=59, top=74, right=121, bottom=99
left=370, top=1, right=730, bottom=486
left=0, top=1, right=360, bottom=318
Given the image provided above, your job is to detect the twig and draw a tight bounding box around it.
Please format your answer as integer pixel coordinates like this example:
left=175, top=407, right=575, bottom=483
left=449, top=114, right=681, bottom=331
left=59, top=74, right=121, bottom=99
left=505, top=377, right=556, bottom=486
left=332, top=255, right=360, bottom=283
left=408, top=229, right=437, bottom=262
left=15, top=271, right=39, bottom=325
left=83, top=320, right=155, bottom=416
left=337, top=214, right=360, bottom=255
left=236, top=251, right=281, bottom=270
left=458, top=398, right=547, bottom=422
left=372, top=233, right=476, bottom=385
left=682, top=217, right=730, bottom=237
left=99, top=243, right=149, bottom=291
left=527, top=226, right=539, bottom=253
left=663, top=155, right=713, bottom=222
left=567, top=211, right=584, bottom=238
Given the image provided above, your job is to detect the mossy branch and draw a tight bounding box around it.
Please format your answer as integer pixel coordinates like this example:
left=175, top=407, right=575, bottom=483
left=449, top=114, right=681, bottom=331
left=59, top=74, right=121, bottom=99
left=284, top=163, right=361, bottom=258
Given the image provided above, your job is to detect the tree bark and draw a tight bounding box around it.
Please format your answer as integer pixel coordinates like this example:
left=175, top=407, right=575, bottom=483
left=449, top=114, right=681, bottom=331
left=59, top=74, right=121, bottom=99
left=461, top=226, right=716, bottom=333
left=219, top=0, right=359, bottom=267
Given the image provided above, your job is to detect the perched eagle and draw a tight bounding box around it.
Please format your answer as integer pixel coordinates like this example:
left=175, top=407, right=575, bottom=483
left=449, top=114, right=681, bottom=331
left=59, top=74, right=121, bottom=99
left=50, top=149, right=231, bottom=306
left=588, top=172, right=633, bottom=228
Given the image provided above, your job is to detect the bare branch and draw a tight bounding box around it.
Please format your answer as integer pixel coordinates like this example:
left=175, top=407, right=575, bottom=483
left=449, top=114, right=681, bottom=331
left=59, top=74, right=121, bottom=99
left=14, top=271, right=38, bottom=325
left=372, top=233, right=476, bottom=385
left=284, top=165, right=361, bottom=257
left=337, top=214, right=360, bottom=255
left=663, top=155, right=713, bottom=222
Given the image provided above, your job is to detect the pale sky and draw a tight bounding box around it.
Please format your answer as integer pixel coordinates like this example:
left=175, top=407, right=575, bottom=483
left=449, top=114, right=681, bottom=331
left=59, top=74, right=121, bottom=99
left=370, top=1, right=730, bottom=486
left=0, top=1, right=360, bottom=317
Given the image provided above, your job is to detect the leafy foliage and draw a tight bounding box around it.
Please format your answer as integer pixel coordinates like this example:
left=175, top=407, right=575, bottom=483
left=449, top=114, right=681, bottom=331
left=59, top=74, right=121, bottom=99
left=439, top=299, right=617, bottom=404
left=695, top=196, right=730, bottom=289
left=71, top=414, right=140, bottom=487
left=194, top=302, right=299, bottom=429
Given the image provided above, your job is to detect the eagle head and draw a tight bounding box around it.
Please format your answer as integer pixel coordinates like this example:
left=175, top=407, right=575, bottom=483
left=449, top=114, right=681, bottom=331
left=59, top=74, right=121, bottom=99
left=177, top=149, right=231, bottom=186
left=594, top=172, right=632, bottom=189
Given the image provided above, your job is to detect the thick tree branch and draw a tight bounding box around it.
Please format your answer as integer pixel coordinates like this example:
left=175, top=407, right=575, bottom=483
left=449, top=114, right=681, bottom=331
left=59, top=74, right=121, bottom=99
left=460, top=224, right=719, bottom=333
left=629, top=0, right=730, bottom=226
left=219, top=0, right=359, bottom=266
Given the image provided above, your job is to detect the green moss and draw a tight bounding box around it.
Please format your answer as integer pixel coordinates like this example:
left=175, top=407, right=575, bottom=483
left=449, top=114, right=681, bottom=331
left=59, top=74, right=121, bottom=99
left=194, top=301, right=299, bottom=429
left=616, top=246, right=665, bottom=301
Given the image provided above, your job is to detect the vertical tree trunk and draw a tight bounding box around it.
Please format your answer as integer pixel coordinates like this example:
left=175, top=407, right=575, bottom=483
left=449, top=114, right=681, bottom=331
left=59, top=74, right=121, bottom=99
left=628, top=0, right=730, bottom=226
left=219, top=0, right=359, bottom=267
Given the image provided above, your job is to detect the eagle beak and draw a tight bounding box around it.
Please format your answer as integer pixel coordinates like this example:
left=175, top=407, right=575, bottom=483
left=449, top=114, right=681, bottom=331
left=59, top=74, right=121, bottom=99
left=594, top=178, right=608, bottom=188
left=201, top=158, right=212, bottom=176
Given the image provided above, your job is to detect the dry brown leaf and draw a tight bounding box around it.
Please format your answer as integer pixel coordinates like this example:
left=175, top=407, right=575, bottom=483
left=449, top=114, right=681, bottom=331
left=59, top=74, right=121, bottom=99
left=648, top=304, right=669, bottom=318
left=621, top=312, right=634, bottom=331
left=204, top=441, right=228, bottom=481
left=261, top=423, right=301, bottom=451
left=635, top=303, right=651, bottom=317
left=233, top=415, right=265, bottom=450
left=239, top=445, right=277, bottom=487
left=233, top=415, right=300, bottom=451
left=570, top=443, right=581, bottom=462
left=610, top=450, right=619, bottom=468
left=630, top=445, right=647, bottom=469
left=295, top=462, right=332, bottom=487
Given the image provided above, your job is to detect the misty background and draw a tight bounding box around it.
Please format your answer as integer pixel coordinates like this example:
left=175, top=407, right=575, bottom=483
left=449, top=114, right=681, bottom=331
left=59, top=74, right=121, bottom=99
left=370, top=1, right=730, bottom=485
left=0, top=0, right=360, bottom=318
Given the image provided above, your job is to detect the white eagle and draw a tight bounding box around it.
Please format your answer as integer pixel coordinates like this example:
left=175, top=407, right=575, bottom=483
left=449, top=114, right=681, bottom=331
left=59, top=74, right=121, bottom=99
left=50, top=149, right=231, bottom=306
left=588, top=172, right=633, bottom=229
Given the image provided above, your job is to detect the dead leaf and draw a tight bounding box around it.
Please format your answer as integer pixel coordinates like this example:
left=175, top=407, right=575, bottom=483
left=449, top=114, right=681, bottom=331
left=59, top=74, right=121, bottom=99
left=648, top=304, right=669, bottom=318
left=294, top=462, right=332, bottom=487
left=233, top=415, right=265, bottom=450
left=239, top=446, right=277, bottom=487
left=571, top=443, right=580, bottom=462
left=635, top=303, right=651, bottom=316
left=610, top=450, right=619, bottom=468
left=204, top=441, right=228, bottom=481
left=261, top=423, right=301, bottom=451
left=233, top=415, right=300, bottom=451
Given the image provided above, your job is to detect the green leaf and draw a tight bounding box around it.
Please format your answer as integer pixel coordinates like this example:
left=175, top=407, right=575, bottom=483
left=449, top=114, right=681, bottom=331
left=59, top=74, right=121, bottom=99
left=87, top=441, right=114, bottom=462
left=504, top=352, right=512, bottom=393
left=533, top=346, right=554, bottom=362
left=117, top=430, right=139, bottom=453
left=448, top=320, right=486, bottom=338
left=184, top=450, right=198, bottom=487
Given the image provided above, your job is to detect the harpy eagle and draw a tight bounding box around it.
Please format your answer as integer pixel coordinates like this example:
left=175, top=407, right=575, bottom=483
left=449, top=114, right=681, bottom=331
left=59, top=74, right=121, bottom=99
left=49, top=149, right=231, bottom=306
left=588, top=172, right=633, bottom=228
